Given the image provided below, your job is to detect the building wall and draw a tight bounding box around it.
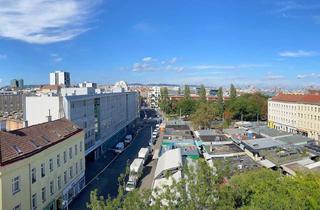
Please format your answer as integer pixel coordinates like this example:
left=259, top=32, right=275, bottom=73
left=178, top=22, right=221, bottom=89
left=66, top=92, right=139, bottom=152
left=25, top=95, right=62, bottom=126
left=25, top=92, right=139, bottom=155
left=268, top=100, right=320, bottom=141
left=0, top=94, right=24, bottom=113
left=0, top=131, right=85, bottom=210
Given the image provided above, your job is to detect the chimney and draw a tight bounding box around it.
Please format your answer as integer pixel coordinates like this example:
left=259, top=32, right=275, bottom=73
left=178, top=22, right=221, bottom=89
left=47, top=109, right=52, bottom=122
left=23, top=120, right=28, bottom=128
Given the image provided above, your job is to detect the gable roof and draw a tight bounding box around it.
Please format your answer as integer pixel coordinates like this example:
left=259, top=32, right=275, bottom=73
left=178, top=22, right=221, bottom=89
left=0, top=118, right=82, bottom=166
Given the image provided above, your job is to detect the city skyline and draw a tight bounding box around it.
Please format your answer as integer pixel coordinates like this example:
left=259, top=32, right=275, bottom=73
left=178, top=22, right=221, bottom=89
left=0, top=0, right=320, bottom=88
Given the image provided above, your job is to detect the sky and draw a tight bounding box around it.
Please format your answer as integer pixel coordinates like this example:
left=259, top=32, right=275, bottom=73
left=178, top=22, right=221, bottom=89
left=0, top=0, right=320, bottom=88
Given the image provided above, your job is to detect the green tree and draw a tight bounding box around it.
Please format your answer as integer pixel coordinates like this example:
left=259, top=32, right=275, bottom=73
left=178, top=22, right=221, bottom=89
left=230, top=84, right=237, bottom=100
left=191, top=102, right=219, bottom=129
left=184, top=85, right=191, bottom=99
left=217, top=87, right=224, bottom=116
left=159, top=87, right=173, bottom=114
left=177, top=98, right=196, bottom=117
left=88, top=161, right=320, bottom=210
left=177, top=87, right=181, bottom=95
left=198, top=84, right=206, bottom=101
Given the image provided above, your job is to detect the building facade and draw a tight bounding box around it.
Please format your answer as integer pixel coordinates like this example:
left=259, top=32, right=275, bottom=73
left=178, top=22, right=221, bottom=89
left=0, top=118, right=85, bottom=210
left=25, top=89, right=140, bottom=159
left=0, top=92, right=24, bottom=114
left=147, top=87, right=161, bottom=109
left=10, top=79, right=24, bottom=90
left=268, top=93, right=320, bottom=141
left=50, top=71, right=71, bottom=87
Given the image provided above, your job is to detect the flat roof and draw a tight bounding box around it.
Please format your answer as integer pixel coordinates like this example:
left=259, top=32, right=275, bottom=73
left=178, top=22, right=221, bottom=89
left=276, top=135, right=313, bottom=145
left=242, top=138, right=284, bottom=150
left=251, top=126, right=290, bottom=138
left=205, top=144, right=244, bottom=155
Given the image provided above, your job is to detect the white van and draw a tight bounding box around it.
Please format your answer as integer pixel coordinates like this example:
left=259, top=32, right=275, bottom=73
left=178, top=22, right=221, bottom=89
left=138, top=147, right=150, bottom=165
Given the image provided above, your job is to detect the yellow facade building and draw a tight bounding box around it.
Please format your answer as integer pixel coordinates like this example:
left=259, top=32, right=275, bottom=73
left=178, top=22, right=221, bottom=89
left=0, top=118, right=85, bottom=210
left=268, top=93, right=320, bottom=141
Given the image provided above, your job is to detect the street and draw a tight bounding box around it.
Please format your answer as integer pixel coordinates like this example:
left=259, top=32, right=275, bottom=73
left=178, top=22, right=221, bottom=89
left=69, top=109, right=157, bottom=210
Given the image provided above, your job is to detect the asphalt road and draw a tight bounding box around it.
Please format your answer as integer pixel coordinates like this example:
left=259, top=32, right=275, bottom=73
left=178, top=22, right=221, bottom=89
left=69, top=109, right=156, bottom=210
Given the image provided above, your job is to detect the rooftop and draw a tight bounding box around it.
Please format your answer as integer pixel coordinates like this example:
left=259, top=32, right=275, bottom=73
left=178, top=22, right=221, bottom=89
left=0, top=118, right=82, bottom=166
left=271, top=93, right=320, bottom=105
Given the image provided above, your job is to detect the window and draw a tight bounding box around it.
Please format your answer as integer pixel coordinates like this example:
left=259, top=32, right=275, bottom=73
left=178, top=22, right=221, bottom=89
left=69, top=147, right=73, bottom=159
left=63, top=151, right=67, bottom=163
left=41, top=187, right=46, bottom=203
left=80, top=141, right=83, bottom=152
left=50, top=181, right=54, bottom=195
left=57, top=176, right=61, bottom=190
left=57, top=154, right=60, bottom=167
left=69, top=166, right=73, bottom=179
left=75, top=144, right=78, bottom=156
left=76, top=162, right=79, bottom=175
left=32, top=193, right=37, bottom=210
left=12, top=176, right=20, bottom=195
left=13, top=204, right=21, bottom=210
left=80, top=158, right=83, bottom=171
left=49, top=159, right=53, bottom=172
left=64, top=171, right=67, bottom=184
left=31, top=168, right=36, bottom=183
left=41, top=163, right=45, bottom=177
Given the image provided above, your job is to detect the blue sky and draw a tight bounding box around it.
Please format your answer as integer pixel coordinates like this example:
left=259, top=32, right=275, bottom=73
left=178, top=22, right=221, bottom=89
left=0, top=0, right=320, bottom=88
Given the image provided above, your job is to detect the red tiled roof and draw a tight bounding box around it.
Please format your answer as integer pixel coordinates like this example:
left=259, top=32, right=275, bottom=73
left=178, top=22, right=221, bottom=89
left=0, top=118, right=83, bottom=166
left=271, top=93, right=320, bottom=105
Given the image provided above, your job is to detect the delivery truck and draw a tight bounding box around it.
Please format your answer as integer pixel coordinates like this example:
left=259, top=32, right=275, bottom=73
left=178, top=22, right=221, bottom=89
left=125, top=158, right=144, bottom=191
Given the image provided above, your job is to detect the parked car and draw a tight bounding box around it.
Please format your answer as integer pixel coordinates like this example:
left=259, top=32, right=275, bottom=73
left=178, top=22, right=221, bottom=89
left=124, top=134, right=133, bottom=144
left=114, top=142, right=125, bottom=154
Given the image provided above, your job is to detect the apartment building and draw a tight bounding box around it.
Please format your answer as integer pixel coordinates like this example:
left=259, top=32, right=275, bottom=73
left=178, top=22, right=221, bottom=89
left=25, top=88, right=140, bottom=159
left=147, top=86, right=161, bottom=109
left=0, top=91, right=24, bottom=114
left=0, top=118, right=85, bottom=210
left=50, top=71, right=71, bottom=87
left=268, top=93, right=320, bottom=141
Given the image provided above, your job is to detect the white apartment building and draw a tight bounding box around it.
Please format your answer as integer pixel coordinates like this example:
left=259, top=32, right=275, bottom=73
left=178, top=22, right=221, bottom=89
left=268, top=93, right=320, bottom=141
left=148, top=86, right=161, bottom=109
left=50, top=71, right=71, bottom=87
left=25, top=87, right=140, bottom=160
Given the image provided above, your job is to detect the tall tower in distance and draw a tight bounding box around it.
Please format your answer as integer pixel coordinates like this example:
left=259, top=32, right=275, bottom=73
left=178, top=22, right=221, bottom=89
left=49, top=70, right=71, bottom=87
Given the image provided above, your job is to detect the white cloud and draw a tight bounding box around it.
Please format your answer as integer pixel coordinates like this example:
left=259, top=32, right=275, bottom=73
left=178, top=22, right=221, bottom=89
left=142, top=57, right=153, bottom=62
left=297, top=73, right=320, bottom=79
left=192, top=64, right=267, bottom=70
left=0, top=0, right=100, bottom=44
left=131, top=56, right=183, bottom=72
left=51, top=53, right=63, bottom=62
left=279, top=50, right=317, bottom=57
left=265, top=74, right=284, bottom=81
left=0, top=54, right=7, bottom=60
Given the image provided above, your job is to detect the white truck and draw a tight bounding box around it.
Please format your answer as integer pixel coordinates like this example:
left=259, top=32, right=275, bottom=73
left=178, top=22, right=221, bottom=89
left=124, top=134, right=133, bottom=144
left=114, top=142, right=125, bottom=154
left=138, top=147, right=150, bottom=165
left=126, top=158, right=144, bottom=191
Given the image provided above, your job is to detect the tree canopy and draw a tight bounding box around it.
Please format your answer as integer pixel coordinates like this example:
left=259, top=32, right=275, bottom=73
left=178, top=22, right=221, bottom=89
left=198, top=84, right=206, bottom=101
left=87, top=160, right=320, bottom=210
left=230, top=84, right=237, bottom=100
left=184, top=85, right=191, bottom=99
